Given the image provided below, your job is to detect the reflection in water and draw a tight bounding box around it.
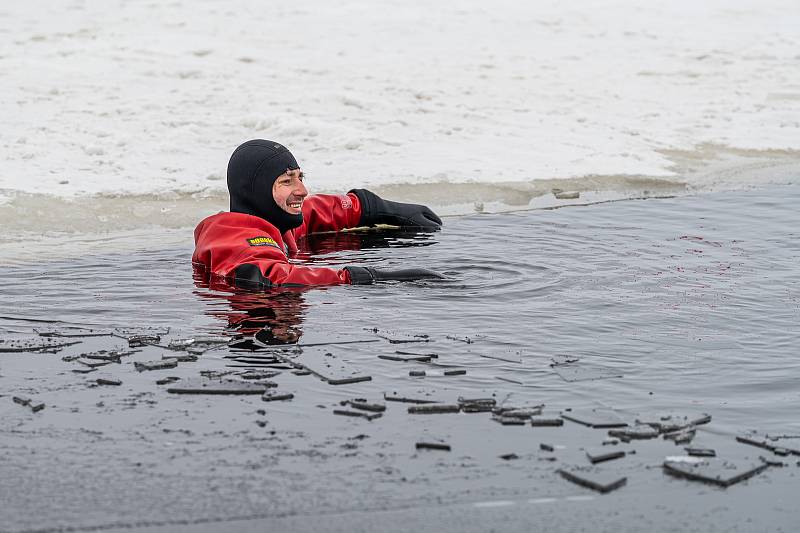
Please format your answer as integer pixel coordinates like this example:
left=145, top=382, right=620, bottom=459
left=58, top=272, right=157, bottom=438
left=295, top=229, right=438, bottom=261
left=191, top=229, right=440, bottom=343
left=193, top=270, right=308, bottom=345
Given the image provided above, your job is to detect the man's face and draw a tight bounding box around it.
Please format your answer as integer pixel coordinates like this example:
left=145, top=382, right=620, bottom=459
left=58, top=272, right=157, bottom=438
left=272, top=169, right=308, bottom=215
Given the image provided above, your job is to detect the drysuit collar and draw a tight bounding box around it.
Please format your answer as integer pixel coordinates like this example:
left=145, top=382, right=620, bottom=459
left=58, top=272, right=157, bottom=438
left=227, top=139, right=303, bottom=234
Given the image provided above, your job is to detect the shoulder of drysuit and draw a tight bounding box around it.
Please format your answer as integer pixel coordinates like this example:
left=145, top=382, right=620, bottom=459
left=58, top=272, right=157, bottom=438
left=193, top=211, right=290, bottom=259
left=195, top=211, right=283, bottom=240
left=192, top=211, right=289, bottom=277
left=192, top=210, right=352, bottom=286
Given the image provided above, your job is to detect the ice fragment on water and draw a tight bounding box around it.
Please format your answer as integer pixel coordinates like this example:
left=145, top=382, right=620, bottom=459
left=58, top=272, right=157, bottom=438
left=416, top=442, right=451, bottom=451
left=345, top=399, right=386, bottom=413
left=736, top=432, right=800, bottom=456
left=531, top=417, right=564, bottom=427
left=333, top=409, right=381, bottom=421
left=685, top=447, right=716, bottom=457
left=492, top=415, right=527, bottom=426
left=76, top=358, right=111, bottom=368
left=637, top=412, right=711, bottom=433
left=378, top=354, right=434, bottom=362
left=384, top=391, right=439, bottom=404
left=459, top=397, right=496, bottom=413
left=262, top=391, right=294, bottom=402
left=608, top=424, right=660, bottom=440
left=662, top=459, right=768, bottom=487
left=134, top=359, right=178, bottom=372
left=586, top=448, right=626, bottom=464
left=663, top=428, right=696, bottom=444
left=167, top=378, right=268, bottom=395
left=280, top=349, right=371, bottom=385
left=12, top=396, right=45, bottom=413
left=495, top=406, right=544, bottom=419
left=561, top=409, right=628, bottom=428
left=558, top=468, right=627, bottom=493
left=408, top=404, right=460, bottom=414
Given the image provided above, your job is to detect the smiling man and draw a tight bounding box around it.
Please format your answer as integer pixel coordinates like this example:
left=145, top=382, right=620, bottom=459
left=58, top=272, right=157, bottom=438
left=192, top=139, right=443, bottom=288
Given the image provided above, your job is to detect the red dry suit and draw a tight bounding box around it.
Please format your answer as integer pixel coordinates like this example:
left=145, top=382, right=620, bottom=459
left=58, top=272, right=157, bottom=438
left=193, top=193, right=362, bottom=287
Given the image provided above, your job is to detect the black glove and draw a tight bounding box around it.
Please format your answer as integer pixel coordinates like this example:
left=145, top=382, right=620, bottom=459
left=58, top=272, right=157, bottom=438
left=349, top=189, right=442, bottom=230
left=233, top=263, right=271, bottom=290
left=345, top=266, right=444, bottom=285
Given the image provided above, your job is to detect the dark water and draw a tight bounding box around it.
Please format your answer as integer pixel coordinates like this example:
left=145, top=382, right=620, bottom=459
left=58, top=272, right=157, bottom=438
left=1, top=185, right=799, bottom=532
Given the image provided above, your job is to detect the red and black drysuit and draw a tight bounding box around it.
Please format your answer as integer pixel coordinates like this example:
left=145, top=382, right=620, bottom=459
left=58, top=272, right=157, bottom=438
left=192, top=139, right=443, bottom=289
left=193, top=192, right=365, bottom=287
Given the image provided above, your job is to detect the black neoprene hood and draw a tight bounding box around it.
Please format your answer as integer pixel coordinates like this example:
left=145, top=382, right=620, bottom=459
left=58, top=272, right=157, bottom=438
left=227, top=139, right=303, bottom=234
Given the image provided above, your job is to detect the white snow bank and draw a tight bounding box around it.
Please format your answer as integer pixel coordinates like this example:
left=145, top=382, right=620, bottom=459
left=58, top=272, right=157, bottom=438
left=1, top=0, right=799, bottom=201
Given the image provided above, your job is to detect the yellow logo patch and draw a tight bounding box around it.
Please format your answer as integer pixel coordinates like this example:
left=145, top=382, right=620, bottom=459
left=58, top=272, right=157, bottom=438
left=247, top=236, right=279, bottom=248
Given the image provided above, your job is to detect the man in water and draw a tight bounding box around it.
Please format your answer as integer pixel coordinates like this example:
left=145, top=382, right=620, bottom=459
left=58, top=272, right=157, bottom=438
left=193, top=139, right=443, bottom=288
